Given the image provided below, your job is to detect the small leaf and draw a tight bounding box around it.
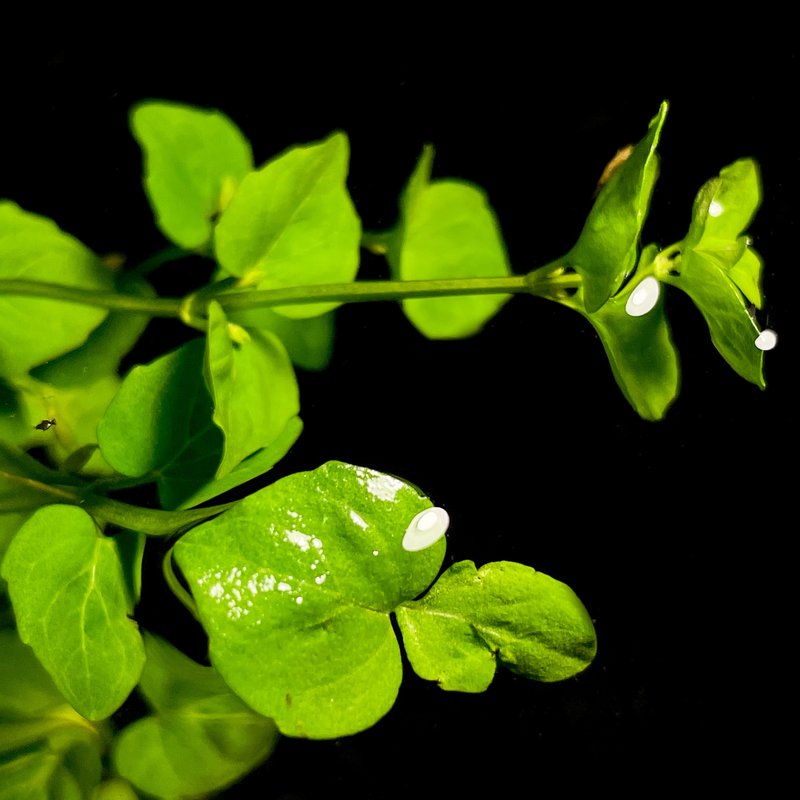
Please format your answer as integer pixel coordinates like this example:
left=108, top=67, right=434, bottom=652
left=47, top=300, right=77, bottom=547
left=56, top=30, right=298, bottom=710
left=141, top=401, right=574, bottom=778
left=567, top=101, right=667, bottom=312
left=666, top=158, right=765, bottom=386
left=98, top=338, right=210, bottom=478
left=1, top=505, right=145, bottom=719
left=561, top=248, right=680, bottom=420
left=396, top=561, right=597, bottom=691
left=130, top=101, right=254, bottom=250
left=174, top=461, right=444, bottom=739
left=113, top=634, right=278, bottom=800
left=214, top=131, right=361, bottom=319
left=204, top=301, right=300, bottom=477
left=388, top=145, right=512, bottom=339
left=0, top=202, right=112, bottom=377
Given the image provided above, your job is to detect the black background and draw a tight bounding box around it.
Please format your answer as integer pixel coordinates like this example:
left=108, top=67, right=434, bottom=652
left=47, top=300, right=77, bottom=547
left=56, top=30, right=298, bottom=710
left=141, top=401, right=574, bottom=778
left=1, top=33, right=795, bottom=798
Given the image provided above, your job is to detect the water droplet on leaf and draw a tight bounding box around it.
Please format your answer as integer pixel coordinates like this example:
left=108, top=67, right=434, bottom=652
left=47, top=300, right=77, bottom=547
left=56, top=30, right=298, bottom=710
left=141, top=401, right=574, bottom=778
left=625, top=276, right=660, bottom=317
left=755, top=329, right=778, bottom=351
left=402, top=507, right=449, bottom=552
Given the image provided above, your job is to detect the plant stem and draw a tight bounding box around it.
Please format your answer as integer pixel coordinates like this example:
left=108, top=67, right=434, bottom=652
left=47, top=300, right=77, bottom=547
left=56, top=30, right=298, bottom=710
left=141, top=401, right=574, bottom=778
left=0, top=468, right=79, bottom=501
left=0, top=280, right=183, bottom=316
left=0, top=261, right=580, bottom=321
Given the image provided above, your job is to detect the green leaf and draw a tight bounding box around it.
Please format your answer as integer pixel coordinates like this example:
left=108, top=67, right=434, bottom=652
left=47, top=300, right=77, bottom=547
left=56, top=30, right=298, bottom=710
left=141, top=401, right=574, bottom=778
left=130, top=100, right=254, bottom=251
left=173, top=415, right=302, bottom=510
left=0, top=202, right=113, bottom=377
left=396, top=561, right=597, bottom=691
left=665, top=158, right=765, bottom=386
left=113, top=634, right=278, bottom=800
left=560, top=246, right=680, bottom=420
left=97, top=338, right=300, bottom=509
left=214, top=131, right=361, bottom=319
left=1, top=505, right=145, bottom=719
left=566, top=101, right=667, bottom=312
left=227, top=305, right=335, bottom=371
left=389, top=145, right=512, bottom=338
left=97, top=338, right=212, bottom=479
left=174, top=461, right=445, bottom=738
left=0, top=628, right=108, bottom=798
left=0, top=746, right=83, bottom=800
left=204, top=301, right=299, bottom=477
left=114, top=530, right=145, bottom=604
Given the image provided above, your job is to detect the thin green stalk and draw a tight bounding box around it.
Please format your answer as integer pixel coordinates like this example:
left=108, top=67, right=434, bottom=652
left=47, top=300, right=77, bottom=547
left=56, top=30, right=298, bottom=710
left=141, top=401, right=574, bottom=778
left=0, top=262, right=582, bottom=323
left=163, top=546, right=200, bottom=621
left=215, top=275, right=530, bottom=311
left=0, top=468, right=79, bottom=502
left=0, top=280, right=183, bottom=316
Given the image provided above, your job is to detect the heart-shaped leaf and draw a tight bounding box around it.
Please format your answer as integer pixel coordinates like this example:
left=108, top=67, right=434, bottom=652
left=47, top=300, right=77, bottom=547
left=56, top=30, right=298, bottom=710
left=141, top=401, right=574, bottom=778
left=174, top=461, right=444, bottom=738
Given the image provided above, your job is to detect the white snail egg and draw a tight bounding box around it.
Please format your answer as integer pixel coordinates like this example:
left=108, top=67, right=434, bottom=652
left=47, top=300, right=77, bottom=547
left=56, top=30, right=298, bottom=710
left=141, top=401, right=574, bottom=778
left=625, top=276, right=660, bottom=317
left=402, top=507, right=449, bottom=552
left=755, top=329, right=778, bottom=351
left=708, top=199, right=724, bottom=217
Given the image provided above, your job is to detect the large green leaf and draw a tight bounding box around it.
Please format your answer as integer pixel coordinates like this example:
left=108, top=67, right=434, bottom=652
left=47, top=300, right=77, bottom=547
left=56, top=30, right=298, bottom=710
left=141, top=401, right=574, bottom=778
left=214, top=131, right=361, bottom=319
left=396, top=561, right=597, bottom=692
left=113, top=634, right=277, bottom=800
left=388, top=144, right=512, bottom=338
left=1, top=505, right=145, bottom=719
left=130, top=100, right=253, bottom=251
left=204, top=302, right=300, bottom=477
left=566, top=101, right=667, bottom=312
left=174, top=461, right=445, bottom=739
left=0, top=202, right=112, bottom=377
left=665, top=158, right=765, bottom=386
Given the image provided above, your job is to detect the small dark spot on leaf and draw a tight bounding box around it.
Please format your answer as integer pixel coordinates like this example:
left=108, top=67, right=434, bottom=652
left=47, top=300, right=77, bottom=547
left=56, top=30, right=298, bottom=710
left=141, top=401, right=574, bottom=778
left=285, top=693, right=292, bottom=707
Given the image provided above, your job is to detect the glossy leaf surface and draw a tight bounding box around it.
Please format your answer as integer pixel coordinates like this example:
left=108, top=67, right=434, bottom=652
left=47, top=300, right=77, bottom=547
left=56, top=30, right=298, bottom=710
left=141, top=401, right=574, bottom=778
left=566, top=101, right=667, bottom=312
left=0, top=202, right=112, bottom=377
left=175, top=461, right=444, bottom=738
left=113, top=634, right=278, bottom=800
left=1, top=505, right=145, bottom=719
left=397, top=560, right=597, bottom=691
left=130, top=100, right=253, bottom=250
left=214, top=131, right=361, bottom=318
left=389, top=144, right=511, bottom=338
